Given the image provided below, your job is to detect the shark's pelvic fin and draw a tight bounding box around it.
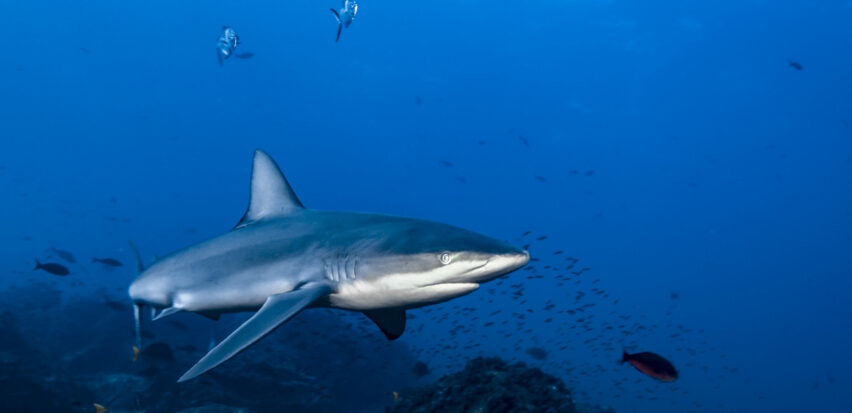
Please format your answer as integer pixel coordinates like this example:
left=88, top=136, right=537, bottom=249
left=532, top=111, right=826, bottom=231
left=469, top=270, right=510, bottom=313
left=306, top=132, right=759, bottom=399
left=235, top=149, right=304, bottom=229
left=363, top=308, right=407, bottom=340
left=178, top=283, right=332, bottom=382
left=152, top=306, right=181, bottom=321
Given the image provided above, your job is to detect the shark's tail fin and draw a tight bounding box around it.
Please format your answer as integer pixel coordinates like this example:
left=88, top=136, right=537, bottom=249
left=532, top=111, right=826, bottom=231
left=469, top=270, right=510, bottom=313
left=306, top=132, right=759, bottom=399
left=129, top=241, right=145, bottom=348
left=33, top=259, right=41, bottom=271
left=128, top=241, right=144, bottom=276
left=134, top=303, right=142, bottom=349
left=330, top=8, right=342, bottom=42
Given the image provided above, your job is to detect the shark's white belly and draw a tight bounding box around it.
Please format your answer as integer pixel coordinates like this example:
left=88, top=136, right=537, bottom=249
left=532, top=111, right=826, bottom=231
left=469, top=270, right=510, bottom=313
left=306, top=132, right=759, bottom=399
left=328, top=280, right=479, bottom=310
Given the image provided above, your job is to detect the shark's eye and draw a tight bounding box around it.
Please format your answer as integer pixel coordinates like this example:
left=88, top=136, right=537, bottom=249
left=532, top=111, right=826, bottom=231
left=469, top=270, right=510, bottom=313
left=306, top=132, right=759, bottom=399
left=439, top=253, right=452, bottom=265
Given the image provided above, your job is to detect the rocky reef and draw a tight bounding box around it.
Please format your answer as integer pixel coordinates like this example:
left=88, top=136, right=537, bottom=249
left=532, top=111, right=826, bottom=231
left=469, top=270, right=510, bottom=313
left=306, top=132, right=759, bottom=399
left=388, top=357, right=614, bottom=413
left=0, top=286, right=420, bottom=413
left=0, top=285, right=615, bottom=413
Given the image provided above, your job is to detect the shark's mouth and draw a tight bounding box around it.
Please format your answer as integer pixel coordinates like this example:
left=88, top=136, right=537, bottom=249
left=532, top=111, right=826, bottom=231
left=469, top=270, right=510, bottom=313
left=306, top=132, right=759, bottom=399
left=418, top=261, right=489, bottom=288
left=431, top=252, right=530, bottom=286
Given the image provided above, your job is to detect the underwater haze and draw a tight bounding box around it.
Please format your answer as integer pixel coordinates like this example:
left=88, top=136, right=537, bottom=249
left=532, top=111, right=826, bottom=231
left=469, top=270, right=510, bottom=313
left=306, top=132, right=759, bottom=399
left=2, top=0, right=851, bottom=412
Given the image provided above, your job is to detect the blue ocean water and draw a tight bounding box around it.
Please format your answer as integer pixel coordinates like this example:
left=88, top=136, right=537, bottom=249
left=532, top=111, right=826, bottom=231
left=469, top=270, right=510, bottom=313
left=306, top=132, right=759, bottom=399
left=2, top=0, right=851, bottom=412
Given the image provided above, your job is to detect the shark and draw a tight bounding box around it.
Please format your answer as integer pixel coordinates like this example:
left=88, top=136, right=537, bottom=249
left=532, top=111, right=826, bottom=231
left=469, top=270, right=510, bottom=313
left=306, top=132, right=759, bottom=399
left=128, top=149, right=530, bottom=382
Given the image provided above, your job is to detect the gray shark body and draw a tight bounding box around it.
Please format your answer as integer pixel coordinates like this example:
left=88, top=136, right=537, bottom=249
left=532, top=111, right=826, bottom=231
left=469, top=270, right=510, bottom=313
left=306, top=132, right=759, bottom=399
left=128, top=150, right=529, bottom=382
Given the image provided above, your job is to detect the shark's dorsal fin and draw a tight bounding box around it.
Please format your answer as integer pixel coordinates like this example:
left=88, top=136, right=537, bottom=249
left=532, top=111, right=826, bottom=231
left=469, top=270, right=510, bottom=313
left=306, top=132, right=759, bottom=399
left=235, top=150, right=304, bottom=229
left=363, top=308, right=407, bottom=340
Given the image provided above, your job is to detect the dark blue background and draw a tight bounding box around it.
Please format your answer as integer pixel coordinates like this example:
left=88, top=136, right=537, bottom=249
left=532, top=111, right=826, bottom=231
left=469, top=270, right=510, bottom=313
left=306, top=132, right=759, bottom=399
left=2, top=1, right=850, bottom=412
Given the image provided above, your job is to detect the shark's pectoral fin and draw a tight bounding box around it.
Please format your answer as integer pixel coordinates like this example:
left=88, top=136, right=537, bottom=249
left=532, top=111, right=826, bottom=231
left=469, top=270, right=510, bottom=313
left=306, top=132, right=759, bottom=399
left=177, top=283, right=331, bottom=382
left=363, top=308, right=406, bottom=340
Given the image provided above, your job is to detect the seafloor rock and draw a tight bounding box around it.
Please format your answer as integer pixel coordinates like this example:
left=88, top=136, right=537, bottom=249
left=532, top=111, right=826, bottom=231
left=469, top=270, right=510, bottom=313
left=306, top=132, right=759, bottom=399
left=0, top=373, right=93, bottom=412
left=0, top=310, right=27, bottom=352
left=0, top=290, right=420, bottom=413
left=77, top=373, right=151, bottom=407
left=174, top=404, right=256, bottom=413
left=389, top=357, right=613, bottom=413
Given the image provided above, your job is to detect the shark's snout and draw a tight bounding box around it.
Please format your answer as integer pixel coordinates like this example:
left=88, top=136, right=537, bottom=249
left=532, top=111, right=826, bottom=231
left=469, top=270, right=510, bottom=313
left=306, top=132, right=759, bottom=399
left=490, top=248, right=531, bottom=276
left=446, top=247, right=530, bottom=285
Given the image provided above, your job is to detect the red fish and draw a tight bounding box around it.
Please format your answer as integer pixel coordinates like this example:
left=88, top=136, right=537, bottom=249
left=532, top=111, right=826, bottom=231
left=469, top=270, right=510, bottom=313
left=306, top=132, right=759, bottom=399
left=621, top=351, right=678, bottom=382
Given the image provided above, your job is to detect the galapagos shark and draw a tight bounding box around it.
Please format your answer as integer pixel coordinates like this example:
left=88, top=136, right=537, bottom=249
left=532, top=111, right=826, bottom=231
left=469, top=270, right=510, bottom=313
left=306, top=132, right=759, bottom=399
left=128, top=150, right=529, bottom=382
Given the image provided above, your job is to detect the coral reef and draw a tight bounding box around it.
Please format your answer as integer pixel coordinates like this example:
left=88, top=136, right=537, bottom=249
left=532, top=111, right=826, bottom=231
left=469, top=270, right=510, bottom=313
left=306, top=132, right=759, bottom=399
left=388, top=357, right=614, bottom=413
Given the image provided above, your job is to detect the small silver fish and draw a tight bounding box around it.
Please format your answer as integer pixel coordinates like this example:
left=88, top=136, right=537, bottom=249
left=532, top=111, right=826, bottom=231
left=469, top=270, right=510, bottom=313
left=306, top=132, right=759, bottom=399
left=216, top=26, right=240, bottom=66
left=329, top=0, right=358, bottom=42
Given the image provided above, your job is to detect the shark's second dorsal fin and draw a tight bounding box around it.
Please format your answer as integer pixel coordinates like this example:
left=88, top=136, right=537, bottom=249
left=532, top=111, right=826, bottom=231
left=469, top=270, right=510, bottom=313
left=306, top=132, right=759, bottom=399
left=235, top=150, right=304, bottom=229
